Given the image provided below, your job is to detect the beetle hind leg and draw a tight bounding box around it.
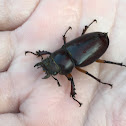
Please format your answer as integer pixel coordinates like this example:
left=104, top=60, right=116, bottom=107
left=66, top=74, right=82, bottom=107
left=63, top=26, right=72, bottom=45
left=96, top=59, right=126, bottom=67
left=81, top=19, right=97, bottom=35
left=76, top=67, right=113, bottom=88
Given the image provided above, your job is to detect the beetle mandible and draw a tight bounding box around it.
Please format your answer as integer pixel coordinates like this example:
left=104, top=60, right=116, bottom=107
left=25, top=19, right=126, bottom=107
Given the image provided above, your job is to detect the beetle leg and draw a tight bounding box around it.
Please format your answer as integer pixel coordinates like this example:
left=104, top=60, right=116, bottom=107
left=63, top=26, right=72, bottom=45
left=25, top=50, right=51, bottom=61
left=76, top=67, right=113, bottom=88
left=25, top=50, right=51, bottom=59
left=43, top=74, right=50, bottom=79
left=81, top=19, right=97, bottom=35
left=36, top=50, right=51, bottom=56
left=52, top=76, right=61, bottom=86
left=36, top=50, right=51, bottom=61
left=66, top=74, right=82, bottom=107
left=25, top=51, right=37, bottom=56
left=96, top=59, right=126, bottom=67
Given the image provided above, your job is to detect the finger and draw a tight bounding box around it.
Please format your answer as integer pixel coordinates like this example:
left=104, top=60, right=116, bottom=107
left=0, top=113, right=25, bottom=126
left=0, top=32, right=14, bottom=72
left=0, top=0, right=39, bottom=30
left=0, top=73, right=20, bottom=113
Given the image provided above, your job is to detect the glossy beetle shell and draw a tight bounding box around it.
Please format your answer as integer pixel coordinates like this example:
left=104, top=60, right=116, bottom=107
left=65, top=32, right=109, bottom=67
left=51, top=49, right=75, bottom=74
left=50, top=32, right=109, bottom=75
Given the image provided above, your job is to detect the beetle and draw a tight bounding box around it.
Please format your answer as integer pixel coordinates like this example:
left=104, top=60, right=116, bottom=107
left=25, top=19, right=126, bottom=107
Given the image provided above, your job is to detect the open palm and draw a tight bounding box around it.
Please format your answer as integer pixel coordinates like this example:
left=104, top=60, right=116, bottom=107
left=0, top=0, right=126, bottom=126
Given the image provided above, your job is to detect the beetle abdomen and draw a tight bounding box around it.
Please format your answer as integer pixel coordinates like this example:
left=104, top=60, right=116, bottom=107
left=65, top=32, right=109, bottom=67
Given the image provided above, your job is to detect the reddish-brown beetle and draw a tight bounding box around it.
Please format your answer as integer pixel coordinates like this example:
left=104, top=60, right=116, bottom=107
left=25, top=20, right=126, bottom=106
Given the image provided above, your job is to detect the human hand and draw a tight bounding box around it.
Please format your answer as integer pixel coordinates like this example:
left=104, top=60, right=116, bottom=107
left=0, top=0, right=126, bottom=126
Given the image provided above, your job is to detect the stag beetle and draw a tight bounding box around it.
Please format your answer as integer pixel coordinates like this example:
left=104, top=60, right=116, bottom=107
left=25, top=19, right=126, bottom=106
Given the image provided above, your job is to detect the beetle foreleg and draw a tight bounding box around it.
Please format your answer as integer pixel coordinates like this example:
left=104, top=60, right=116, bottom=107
left=36, top=50, right=51, bottom=56
left=63, top=26, right=72, bottom=45
left=76, top=67, right=113, bottom=88
left=25, top=50, right=51, bottom=61
left=66, top=74, right=82, bottom=107
left=25, top=51, right=37, bottom=56
left=52, top=76, right=61, bottom=86
left=25, top=50, right=51, bottom=60
left=96, top=59, right=126, bottom=67
left=81, top=19, right=97, bottom=35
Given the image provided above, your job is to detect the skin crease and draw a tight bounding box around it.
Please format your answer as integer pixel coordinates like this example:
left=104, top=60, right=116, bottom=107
left=0, top=0, right=126, bottom=126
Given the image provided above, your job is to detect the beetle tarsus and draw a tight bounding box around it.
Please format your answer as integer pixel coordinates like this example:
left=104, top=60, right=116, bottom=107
left=25, top=50, right=51, bottom=58
left=63, top=26, right=72, bottom=44
left=66, top=74, right=82, bottom=106
left=81, top=19, right=97, bottom=35
left=76, top=67, right=113, bottom=88
left=104, top=61, right=126, bottom=68
left=96, top=59, right=126, bottom=67
left=52, top=76, right=61, bottom=86
left=72, top=97, right=82, bottom=107
left=97, top=79, right=113, bottom=88
left=25, top=51, right=37, bottom=56
left=93, top=19, right=97, bottom=23
left=89, top=19, right=97, bottom=25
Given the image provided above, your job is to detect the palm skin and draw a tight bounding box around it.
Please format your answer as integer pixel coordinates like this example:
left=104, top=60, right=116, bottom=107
left=0, top=0, right=126, bottom=126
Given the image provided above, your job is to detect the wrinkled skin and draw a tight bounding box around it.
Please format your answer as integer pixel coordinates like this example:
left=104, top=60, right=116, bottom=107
left=0, top=0, right=126, bottom=126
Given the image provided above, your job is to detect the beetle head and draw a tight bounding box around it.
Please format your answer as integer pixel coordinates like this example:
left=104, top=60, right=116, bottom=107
left=34, top=57, right=60, bottom=78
